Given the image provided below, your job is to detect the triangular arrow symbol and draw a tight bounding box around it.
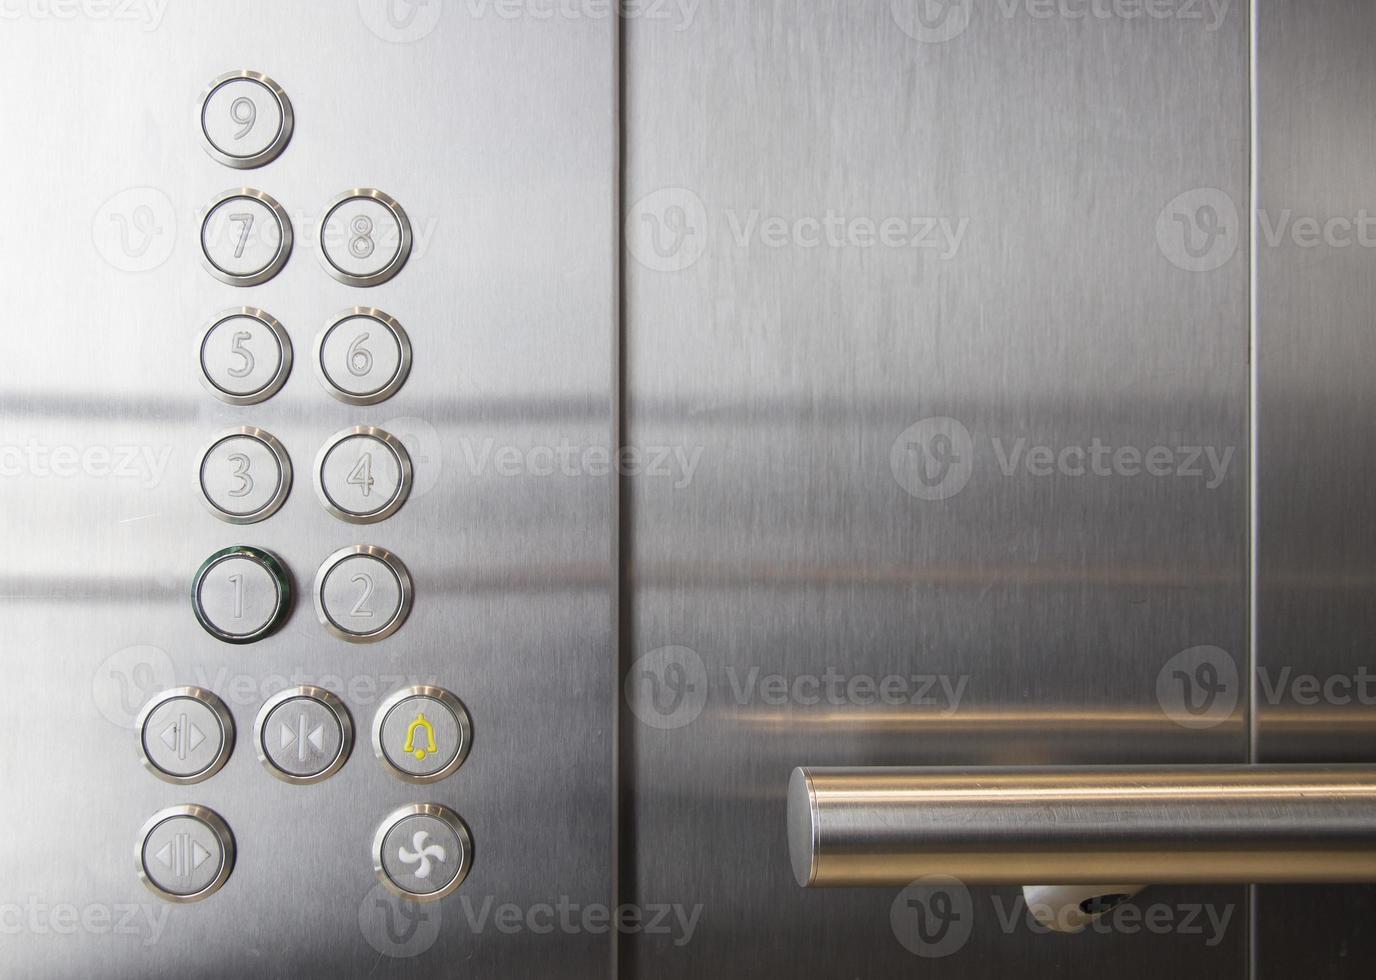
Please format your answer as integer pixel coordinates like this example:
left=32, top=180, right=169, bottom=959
left=160, top=724, right=179, bottom=751
left=192, top=841, right=211, bottom=871
left=308, top=723, right=325, bottom=752
left=280, top=721, right=296, bottom=749
left=187, top=723, right=205, bottom=752
left=155, top=842, right=173, bottom=868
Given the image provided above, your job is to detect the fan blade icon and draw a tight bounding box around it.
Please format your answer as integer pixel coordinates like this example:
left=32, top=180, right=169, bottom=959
left=397, top=830, right=447, bottom=879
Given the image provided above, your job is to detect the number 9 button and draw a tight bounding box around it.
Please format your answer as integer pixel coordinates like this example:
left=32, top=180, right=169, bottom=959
left=199, top=308, right=292, bottom=405
left=199, top=70, right=293, bottom=170
left=314, top=307, right=411, bottom=405
left=315, top=426, right=412, bottom=524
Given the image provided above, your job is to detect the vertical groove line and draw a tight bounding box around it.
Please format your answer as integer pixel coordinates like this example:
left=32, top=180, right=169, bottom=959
left=611, top=9, right=628, bottom=980
left=1247, top=0, right=1262, bottom=977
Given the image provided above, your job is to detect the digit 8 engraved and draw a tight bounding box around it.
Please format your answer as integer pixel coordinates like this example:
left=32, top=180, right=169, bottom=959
left=349, top=214, right=375, bottom=259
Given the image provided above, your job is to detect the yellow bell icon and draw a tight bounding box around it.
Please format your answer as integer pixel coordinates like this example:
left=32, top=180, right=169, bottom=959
left=403, top=712, right=438, bottom=761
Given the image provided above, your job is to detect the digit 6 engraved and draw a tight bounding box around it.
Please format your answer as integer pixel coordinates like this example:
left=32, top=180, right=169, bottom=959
left=348, top=214, right=375, bottom=259
left=227, top=452, right=254, bottom=498
left=347, top=332, right=373, bottom=377
left=230, top=95, right=257, bottom=140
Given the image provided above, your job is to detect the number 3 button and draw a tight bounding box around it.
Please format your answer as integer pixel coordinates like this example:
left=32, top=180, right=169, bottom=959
left=316, top=189, right=412, bottom=287
left=314, top=308, right=411, bottom=405
left=199, top=427, right=292, bottom=525
left=314, top=546, right=413, bottom=643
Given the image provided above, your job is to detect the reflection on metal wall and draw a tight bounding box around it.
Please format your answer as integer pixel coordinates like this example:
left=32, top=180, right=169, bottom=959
left=622, top=1, right=1249, bottom=976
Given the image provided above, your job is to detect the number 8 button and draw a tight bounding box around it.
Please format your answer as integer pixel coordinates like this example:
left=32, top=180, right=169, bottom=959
left=316, top=189, right=412, bottom=287
left=314, top=308, right=412, bottom=405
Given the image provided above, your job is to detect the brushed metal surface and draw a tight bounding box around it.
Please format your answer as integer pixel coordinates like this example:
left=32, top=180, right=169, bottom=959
left=790, top=766, right=1376, bottom=886
left=622, top=2, right=1250, bottom=977
left=1255, top=0, right=1376, bottom=975
left=0, top=3, right=615, bottom=977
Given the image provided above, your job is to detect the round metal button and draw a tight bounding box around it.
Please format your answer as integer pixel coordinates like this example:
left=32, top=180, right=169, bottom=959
left=137, top=688, right=235, bottom=784
left=198, top=427, right=292, bottom=524
left=373, top=687, right=472, bottom=783
left=373, top=804, right=472, bottom=902
left=315, top=427, right=412, bottom=524
left=198, top=307, right=292, bottom=405
left=313, top=307, right=412, bottom=405
left=137, top=805, right=235, bottom=903
left=254, top=686, right=353, bottom=784
left=199, top=70, right=294, bottom=169
left=200, top=188, right=293, bottom=286
left=192, top=546, right=291, bottom=644
left=314, top=545, right=413, bottom=643
left=316, top=189, right=412, bottom=287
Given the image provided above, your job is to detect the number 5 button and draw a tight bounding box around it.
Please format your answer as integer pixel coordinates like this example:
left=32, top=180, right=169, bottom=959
left=315, top=427, right=412, bottom=524
left=200, top=188, right=293, bottom=286
left=198, top=308, right=292, bottom=405
left=314, top=546, right=413, bottom=643
left=314, top=308, right=411, bottom=405
left=316, top=189, right=412, bottom=287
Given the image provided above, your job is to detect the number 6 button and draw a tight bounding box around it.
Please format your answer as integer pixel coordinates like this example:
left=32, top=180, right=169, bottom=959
left=314, top=546, right=413, bottom=643
left=200, top=188, right=293, bottom=286
left=314, top=308, right=412, bottom=405
left=316, top=189, right=412, bottom=287
left=315, top=427, right=412, bottom=524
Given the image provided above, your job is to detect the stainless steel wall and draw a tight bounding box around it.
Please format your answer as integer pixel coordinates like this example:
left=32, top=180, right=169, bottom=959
left=622, top=1, right=1250, bottom=976
left=1256, top=0, right=1376, bottom=973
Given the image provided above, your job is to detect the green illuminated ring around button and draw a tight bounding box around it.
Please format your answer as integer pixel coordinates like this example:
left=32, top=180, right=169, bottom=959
left=192, top=545, right=292, bottom=644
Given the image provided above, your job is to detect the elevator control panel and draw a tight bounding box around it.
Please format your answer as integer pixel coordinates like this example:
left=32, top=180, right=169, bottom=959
left=134, top=69, right=473, bottom=905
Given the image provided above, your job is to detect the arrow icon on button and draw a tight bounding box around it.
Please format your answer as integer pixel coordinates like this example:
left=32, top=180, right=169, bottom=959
left=154, top=834, right=211, bottom=878
left=280, top=713, right=326, bottom=762
left=159, top=714, right=206, bottom=760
